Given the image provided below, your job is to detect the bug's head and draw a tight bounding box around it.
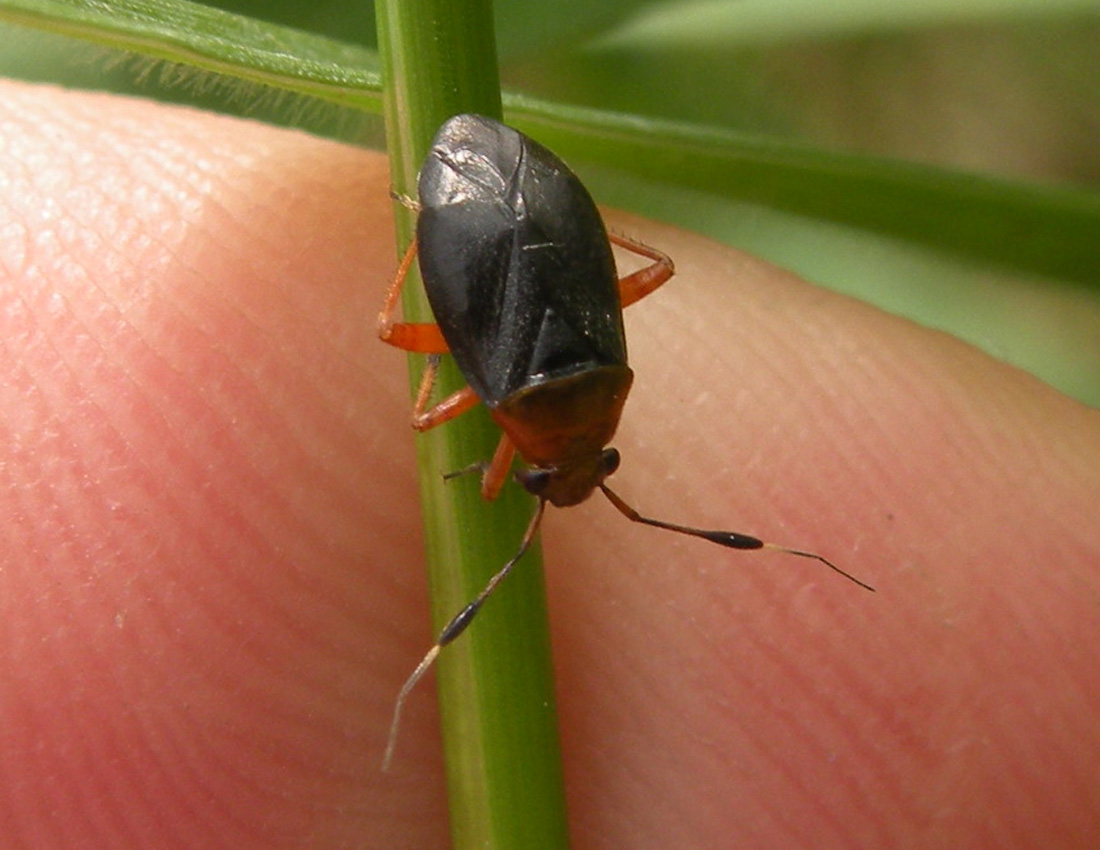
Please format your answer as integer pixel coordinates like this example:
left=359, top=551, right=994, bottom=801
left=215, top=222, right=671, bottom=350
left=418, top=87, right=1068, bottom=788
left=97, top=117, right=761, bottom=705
left=516, top=448, right=621, bottom=508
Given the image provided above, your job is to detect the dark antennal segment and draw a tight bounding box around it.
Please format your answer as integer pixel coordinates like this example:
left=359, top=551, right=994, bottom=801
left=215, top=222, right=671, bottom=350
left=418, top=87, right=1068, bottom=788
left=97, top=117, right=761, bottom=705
left=382, top=500, right=547, bottom=771
left=600, top=485, right=876, bottom=592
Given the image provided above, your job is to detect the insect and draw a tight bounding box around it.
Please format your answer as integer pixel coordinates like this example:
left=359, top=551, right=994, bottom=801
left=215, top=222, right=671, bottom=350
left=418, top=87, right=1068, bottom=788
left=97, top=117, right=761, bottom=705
left=378, top=113, right=873, bottom=766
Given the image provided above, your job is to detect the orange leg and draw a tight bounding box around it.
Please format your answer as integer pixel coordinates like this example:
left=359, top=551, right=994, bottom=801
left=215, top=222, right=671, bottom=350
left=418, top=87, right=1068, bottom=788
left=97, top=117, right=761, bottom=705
left=377, top=237, right=449, bottom=354
left=409, top=354, right=480, bottom=432
left=479, top=434, right=517, bottom=501
left=379, top=244, right=479, bottom=431
left=438, top=432, right=515, bottom=501
left=609, top=232, right=675, bottom=308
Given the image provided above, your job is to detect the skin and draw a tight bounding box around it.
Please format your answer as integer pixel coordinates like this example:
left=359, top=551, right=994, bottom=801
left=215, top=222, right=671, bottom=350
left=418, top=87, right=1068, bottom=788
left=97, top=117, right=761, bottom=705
left=2, top=79, right=1098, bottom=849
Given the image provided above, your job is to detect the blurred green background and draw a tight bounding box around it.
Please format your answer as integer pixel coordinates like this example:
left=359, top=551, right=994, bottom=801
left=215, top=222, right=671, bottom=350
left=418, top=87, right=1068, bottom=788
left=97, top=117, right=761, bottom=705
left=3, top=0, right=1098, bottom=404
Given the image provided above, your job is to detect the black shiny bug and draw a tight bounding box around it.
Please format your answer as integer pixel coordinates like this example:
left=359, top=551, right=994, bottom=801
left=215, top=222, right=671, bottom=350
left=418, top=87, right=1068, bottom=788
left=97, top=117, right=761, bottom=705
left=379, top=114, right=873, bottom=766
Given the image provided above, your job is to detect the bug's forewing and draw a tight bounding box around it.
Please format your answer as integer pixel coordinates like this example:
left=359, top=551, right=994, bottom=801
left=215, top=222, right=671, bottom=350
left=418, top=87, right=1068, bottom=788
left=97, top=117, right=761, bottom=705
left=417, top=115, right=627, bottom=407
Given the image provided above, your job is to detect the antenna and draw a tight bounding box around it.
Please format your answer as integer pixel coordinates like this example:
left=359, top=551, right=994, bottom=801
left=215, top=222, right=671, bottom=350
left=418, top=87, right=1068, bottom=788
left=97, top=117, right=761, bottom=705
left=383, top=482, right=874, bottom=769
left=599, top=484, right=875, bottom=592
left=382, top=499, right=547, bottom=770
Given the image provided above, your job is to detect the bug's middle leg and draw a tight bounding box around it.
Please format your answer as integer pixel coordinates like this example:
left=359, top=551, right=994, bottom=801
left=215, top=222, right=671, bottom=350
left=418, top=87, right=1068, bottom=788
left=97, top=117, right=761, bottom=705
left=379, top=241, right=479, bottom=432
left=409, top=354, right=480, bottom=432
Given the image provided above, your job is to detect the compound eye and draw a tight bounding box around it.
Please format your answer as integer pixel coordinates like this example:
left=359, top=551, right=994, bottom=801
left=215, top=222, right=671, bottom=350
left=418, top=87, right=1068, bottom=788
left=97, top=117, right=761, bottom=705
left=600, top=448, right=621, bottom=477
left=517, top=467, right=552, bottom=496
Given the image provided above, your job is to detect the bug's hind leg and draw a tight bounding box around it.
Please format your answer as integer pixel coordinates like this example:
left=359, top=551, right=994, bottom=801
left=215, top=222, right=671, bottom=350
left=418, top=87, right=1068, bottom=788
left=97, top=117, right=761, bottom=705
left=609, top=232, right=676, bottom=308
left=377, top=237, right=450, bottom=354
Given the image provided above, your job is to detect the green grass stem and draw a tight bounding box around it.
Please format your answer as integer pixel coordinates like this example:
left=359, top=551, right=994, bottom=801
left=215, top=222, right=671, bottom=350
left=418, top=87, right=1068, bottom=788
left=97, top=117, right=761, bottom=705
left=375, top=0, right=570, bottom=847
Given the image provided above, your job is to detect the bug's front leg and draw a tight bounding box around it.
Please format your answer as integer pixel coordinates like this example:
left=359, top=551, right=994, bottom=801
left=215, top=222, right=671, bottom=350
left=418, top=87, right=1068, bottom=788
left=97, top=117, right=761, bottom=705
left=479, top=434, right=517, bottom=501
left=440, top=432, right=516, bottom=501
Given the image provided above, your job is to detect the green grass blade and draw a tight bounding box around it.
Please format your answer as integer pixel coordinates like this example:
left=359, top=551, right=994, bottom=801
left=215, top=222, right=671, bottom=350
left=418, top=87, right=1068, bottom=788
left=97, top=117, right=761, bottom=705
left=0, top=0, right=381, bottom=107
left=2, top=0, right=1097, bottom=286
left=506, top=99, right=1100, bottom=286
left=376, top=1, right=570, bottom=848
